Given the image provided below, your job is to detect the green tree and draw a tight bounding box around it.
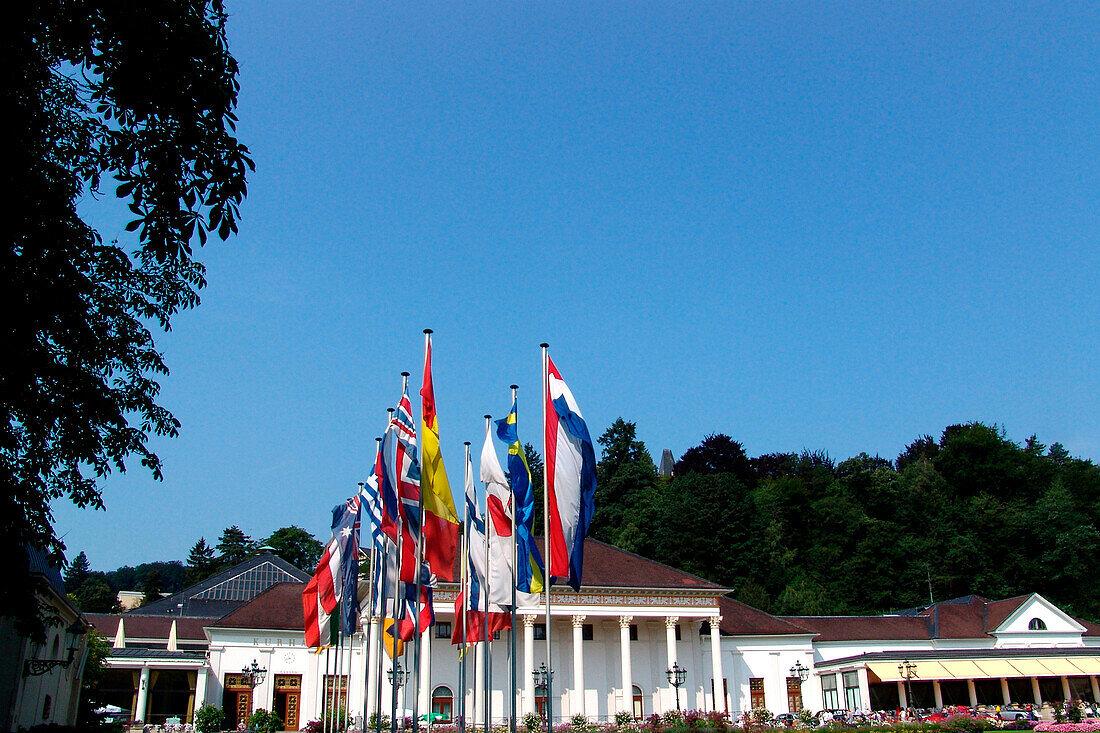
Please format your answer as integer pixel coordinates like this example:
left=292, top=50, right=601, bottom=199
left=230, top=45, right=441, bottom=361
left=75, top=631, right=119, bottom=732
left=523, top=442, right=545, bottom=535
left=674, top=433, right=755, bottom=487
left=4, top=0, right=251, bottom=635
left=140, top=568, right=163, bottom=606
left=75, top=575, right=119, bottom=613
left=64, top=551, right=92, bottom=591
left=216, top=525, right=254, bottom=566
left=264, top=526, right=323, bottom=571
left=185, top=537, right=217, bottom=585
left=590, top=419, right=660, bottom=552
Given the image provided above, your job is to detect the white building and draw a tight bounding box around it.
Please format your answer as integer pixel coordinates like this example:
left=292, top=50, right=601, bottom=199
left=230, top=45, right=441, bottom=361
left=90, top=542, right=1100, bottom=729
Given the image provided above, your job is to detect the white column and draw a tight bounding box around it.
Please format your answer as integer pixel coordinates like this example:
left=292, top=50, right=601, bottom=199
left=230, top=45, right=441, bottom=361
left=967, top=680, right=977, bottom=708
left=136, top=667, right=151, bottom=723
left=709, top=617, right=723, bottom=713
left=933, top=680, right=943, bottom=709
left=1032, top=678, right=1042, bottom=705
left=572, top=615, right=586, bottom=718
left=898, top=681, right=908, bottom=709
left=619, top=616, right=633, bottom=716
left=1091, top=676, right=1100, bottom=704
left=665, top=617, right=679, bottom=712
left=1002, top=678, right=1012, bottom=704
left=523, top=616, right=536, bottom=716
left=195, top=668, right=209, bottom=712
left=419, top=633, right=432, bottom=714
left=367, top=618, right=380, bottom=719
left=1061, top=677, right=1071, bottom=702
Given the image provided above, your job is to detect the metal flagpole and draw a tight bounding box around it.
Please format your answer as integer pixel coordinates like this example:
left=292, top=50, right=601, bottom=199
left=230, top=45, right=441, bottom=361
left=326, top=641, right=335, bottom=733
left=508, top=385, right=520, bottom=733
left=361, top=481, right=375, bottom=729
left=337, top=627, right=345, bottom=730
left=459, top=443, right=471, bottom=733
left=388, top=405, right=402, bottom=733
left=482, top=415, right=493, bottom=733
left=539, top=343, right=552, bottom=733
left=374, top=437, right=387, bottom=733
left=409, top=360, right=424, bottom=733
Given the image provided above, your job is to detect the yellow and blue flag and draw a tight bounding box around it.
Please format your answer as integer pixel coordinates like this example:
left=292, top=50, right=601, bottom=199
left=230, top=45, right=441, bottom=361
left=495, top=398, right=545, bottom=594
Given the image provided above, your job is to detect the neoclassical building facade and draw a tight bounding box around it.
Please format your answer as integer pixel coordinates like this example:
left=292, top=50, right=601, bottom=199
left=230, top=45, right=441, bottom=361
left=89, top=543, right=1100, bottom=728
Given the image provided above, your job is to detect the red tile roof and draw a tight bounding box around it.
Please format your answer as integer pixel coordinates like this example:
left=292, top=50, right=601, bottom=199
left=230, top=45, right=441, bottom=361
left=444, top=538, right=726, bottom=591
left=86, top=613, right=209, bottom=640
left=780, top=614, right=932, bottom=641
left=717, top=598, right=813, bottom=636
left=983, top=595, right=1029, bottom=631
left=213, top=582, right=306, bottom=631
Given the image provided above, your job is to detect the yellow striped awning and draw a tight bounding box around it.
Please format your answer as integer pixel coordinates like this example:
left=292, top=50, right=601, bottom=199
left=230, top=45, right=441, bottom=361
left=864, top=656, right=1100, bottom=680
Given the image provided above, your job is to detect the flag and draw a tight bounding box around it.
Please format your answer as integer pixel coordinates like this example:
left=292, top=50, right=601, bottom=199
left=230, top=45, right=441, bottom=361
left=335, top=497, right=360, bottom=635
left=452, top=446, right=510, bottom=644
left=358, top=447, right=384, bottom=550
left=397, top=561, right=436, bottom=641
left=382, top=386, right=422, bottom=583
left=478, top=422, right=516, bottom=606
left=420, top=336, right=460, bottom=580
left=313, top=535, right=342, bottom=615
left=494, top=399, right=545, bottom=595
left=544, top=356, right=597, bottom=591
left=303, top=573, right=332, bottom=648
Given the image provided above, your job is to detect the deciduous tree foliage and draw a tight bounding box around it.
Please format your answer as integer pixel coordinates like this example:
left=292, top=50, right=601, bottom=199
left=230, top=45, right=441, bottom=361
left=264, top=525, right=323, bottom=572
left=4, top=0, right=251, bottom=635
left=593, top=422, right=1100, bottom=623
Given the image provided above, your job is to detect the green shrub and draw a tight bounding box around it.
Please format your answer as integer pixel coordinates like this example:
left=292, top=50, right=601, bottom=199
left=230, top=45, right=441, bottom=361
left=247, top=708, right=285, bottom=733
left=195, top=702, right=225, bottom=733
left=523, top=712, right=545, bottom=732
left=616, top=711, right=636, bottom=728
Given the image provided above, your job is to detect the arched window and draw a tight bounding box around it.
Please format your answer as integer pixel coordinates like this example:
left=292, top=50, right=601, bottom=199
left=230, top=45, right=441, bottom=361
left=431, top=686, right=453, bottom=721
left=632, top=685, right=644, bottom=720
left=1028, top=618, right=1047, bottom=630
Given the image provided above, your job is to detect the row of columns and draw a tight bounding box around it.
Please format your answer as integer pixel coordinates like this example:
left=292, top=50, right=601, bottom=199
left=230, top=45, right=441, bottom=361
left=519, top=613, right=724, bottom=717
left=896, top=675, right=1100, bottom=709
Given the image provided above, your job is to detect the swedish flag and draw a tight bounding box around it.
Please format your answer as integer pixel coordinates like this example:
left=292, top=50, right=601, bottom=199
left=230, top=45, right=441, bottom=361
left=495, top=399, right=545, bottom=594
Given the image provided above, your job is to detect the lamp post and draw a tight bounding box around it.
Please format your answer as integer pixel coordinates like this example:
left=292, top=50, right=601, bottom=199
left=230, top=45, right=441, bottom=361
left=789, top=661, right=808, bottom=712
left=532, top=663, right=553, bottom=717
left=898, top=660, right=917, bottom=714
left=666, top=663, right=686, bottom=712
left=388, top=661, right=407, bottom=690
left=23, top=620, right=86, bottom=677
left=241, top=659, right=267, bottom=688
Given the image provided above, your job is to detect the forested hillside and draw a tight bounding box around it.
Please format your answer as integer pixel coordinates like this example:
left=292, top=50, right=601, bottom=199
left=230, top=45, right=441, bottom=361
left=587, top=420, right=1100, bottom=623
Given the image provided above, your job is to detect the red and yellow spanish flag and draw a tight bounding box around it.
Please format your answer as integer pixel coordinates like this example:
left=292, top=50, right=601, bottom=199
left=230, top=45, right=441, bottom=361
left=419, top=334, right=460, bottom=580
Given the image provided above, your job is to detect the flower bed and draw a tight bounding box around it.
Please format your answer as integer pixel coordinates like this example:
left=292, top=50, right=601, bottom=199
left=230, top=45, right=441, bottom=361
left=1033, top=724, right=1100, bottom=732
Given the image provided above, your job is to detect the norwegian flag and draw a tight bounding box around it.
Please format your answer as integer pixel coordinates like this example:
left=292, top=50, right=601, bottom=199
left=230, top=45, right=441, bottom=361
left=381, top=386, right=423, bottom=584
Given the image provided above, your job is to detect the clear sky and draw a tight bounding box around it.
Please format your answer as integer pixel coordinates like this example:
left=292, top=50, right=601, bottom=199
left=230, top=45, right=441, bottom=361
left=56, top=2, right=1100, bottom=572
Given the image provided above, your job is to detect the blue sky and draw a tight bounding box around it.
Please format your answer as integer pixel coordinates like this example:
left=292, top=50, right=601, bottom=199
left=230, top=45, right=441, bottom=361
left=56, top=2, right=1100, bottom=571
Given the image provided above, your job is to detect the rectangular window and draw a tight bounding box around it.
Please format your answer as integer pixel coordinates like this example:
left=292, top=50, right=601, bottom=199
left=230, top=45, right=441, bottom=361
left=750, top=678, right=766, bottom=710
left=582, top=624, right=594, bottom=641
left=629, top=625, right=638, bottom=641
left=492, top=630, right=501, bottom=640
left=821, top=674, right=839, bottom=709
left=435, top=622, right=452, bottom=639
left=534, top=624, right=546, bottom=640
left=842, top=671, right=861, bottom=711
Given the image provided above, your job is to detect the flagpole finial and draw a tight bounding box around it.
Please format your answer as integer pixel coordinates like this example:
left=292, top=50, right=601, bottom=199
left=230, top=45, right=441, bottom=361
left=387, top=408, right=395, bottom=414
left=464, top=441, right=471, bottom=447
left=539, top=342, right=549, bottom=349
left=358, top=482, right=364, bottom=487
left=484, top=414, right=492, bottom=420
left=423, top=328, right=433, bottom=335
left=509, top=384, right=519, bottom=391
left=401, top=371, right=410, bottom=378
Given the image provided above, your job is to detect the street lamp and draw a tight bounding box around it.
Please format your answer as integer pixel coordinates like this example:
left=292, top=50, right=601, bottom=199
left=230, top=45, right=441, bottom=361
left=666, top=662, right=686, bottom=712
left=23, top=620, right=86, bottom=677
left=241, top=659, right=267, bottom=688
left=789, top=661, right=808, bottom=683
left=388, top=661, right=407, bottom=689
left=898, top=660, right=918, bottom=713
left=532, top=663, right=553, bottom=692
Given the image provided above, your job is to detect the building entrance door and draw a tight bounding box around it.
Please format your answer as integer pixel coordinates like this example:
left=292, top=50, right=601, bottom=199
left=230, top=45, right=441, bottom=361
left=222, top=674, right=252, bottom=730
left=273, top=675, right=302, bottom=730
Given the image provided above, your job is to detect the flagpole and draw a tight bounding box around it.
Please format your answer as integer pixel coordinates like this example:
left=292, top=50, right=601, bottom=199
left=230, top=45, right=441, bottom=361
left=539, top=343, right=552, bottom=733
left=460, top=442, right=471, bottom=733
left=374, top=438, right=387, bottom=733
left=508, top=385, right=520, bottom=733
left=405, top=362, right=426, bottom=733
left=360, top=483, right=373, bottom=728
left=338, top=627, right=346, bottom=730
left=388, top=405, right=402, bottom=733
left=483, top=414, right=493, bottom=733
left=327, top=641, right=335, bottom=733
